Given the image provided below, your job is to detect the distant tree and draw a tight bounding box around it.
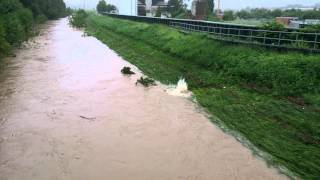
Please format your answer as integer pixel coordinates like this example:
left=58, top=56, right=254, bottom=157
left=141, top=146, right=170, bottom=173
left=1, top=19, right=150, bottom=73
left=270, top=9, right=282, bottom=17
left=236, top=9, right=251, bottom=19
left=97, top=0, right=117, bottom=14
left=168, top=0, right=184, bottom=17
left=105, top=4, right=118, bottom=13
left=223, top=10, right=236, bottom=21
left=207, top=0, right=214, bottom=15
left=155, top=7, right=161, bottom=17
left=97, top=0, right=108, bottom=13
left=234, top=7, right=320, bottom=20
left=0, top=20, right=10, bottom=57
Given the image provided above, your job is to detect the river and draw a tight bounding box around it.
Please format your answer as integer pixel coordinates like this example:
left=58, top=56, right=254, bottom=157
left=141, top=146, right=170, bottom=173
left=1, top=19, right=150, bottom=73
left=0, top=19, right=286, bottom=180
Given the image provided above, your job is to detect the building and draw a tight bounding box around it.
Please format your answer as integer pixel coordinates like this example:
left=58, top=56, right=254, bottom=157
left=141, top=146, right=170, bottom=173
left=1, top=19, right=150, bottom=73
left=138, top=0, right=170, bottom=17
left=276, top=17, right=298, bottom=26
left=191, top=0, right=208, bottom=19
left=289, top=19, right=320, bottom=28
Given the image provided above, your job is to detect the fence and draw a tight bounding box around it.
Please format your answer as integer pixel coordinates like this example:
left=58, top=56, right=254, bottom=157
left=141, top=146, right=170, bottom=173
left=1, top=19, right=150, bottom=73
left=103, top=13, right=320, bottom=52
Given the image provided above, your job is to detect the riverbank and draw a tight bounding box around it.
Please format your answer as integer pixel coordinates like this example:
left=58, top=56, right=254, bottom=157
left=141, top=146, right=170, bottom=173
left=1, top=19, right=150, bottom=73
left=0, top=0, right=67, bottom=59
left=83, top=14, right=320, bottom=179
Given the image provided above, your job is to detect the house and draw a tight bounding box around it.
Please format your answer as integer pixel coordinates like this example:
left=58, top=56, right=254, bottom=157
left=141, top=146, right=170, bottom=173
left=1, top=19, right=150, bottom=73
left=276, top=17, right=298, bottom=26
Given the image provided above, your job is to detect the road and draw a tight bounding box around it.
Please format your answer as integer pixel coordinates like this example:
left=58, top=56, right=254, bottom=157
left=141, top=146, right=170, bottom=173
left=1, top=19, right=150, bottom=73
left=0, top=19, right=286, bottom=180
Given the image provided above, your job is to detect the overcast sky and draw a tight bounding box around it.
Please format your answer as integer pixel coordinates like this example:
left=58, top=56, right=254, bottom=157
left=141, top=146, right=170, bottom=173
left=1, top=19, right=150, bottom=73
left=64, top=0, right=319, bottom=15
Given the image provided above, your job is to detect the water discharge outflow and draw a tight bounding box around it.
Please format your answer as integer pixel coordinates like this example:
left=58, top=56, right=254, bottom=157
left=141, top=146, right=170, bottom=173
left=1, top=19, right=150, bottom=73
left=166, top=78, right=192, bottom=98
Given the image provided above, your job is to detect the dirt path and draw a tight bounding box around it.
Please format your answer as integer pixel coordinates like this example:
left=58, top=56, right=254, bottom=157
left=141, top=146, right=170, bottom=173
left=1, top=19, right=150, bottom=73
left=0, top=19, right=287, bottom=180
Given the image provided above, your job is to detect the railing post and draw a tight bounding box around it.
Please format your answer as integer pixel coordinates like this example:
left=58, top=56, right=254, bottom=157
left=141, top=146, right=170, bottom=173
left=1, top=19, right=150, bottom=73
left=314, top=34, right=318, bottom=50
left=263, top=31, right=267, bottom=44
left=250, top=30, right=253, bottom=43
left=278, top=32, right=282, bottom=46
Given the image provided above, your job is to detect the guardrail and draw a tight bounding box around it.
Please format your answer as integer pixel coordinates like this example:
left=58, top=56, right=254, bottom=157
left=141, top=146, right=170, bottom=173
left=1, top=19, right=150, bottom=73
left=170, top=22, right=320, bottom=52
left=103, top=13, right=320, bottom=52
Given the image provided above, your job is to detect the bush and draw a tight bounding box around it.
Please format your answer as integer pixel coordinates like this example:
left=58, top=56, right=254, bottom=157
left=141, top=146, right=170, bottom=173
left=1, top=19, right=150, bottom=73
left=300, top=24, right=320, bottom=33
left=69, top=10, right=88, bottom=28
left=3, top=13, right=25, bottom=45
left=17, top=8, right=34, bottom=35
left=121, top=67, right=135, bottom=75
left=0, top=20, right=10, bottom=57
left=223, top=10, right=236, bottom=21
left=260, top=21, right=285, bottom=31
left=136, top=77, right=156, bottom=87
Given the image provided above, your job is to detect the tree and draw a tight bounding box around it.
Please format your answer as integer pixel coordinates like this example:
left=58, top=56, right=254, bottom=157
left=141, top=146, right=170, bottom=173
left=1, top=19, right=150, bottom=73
left=270, top=9, right=282, bottom=17
left=0, top=19, right=10, bottom=57
left=97, top=0, right=108, bottom=13
left=168, top=0, right=184, bottom=17
left=207, top=0, right=214, bottom=15
left=236, top=9, right=251, bottom=19
left=155, top=7, right=161, bottom=17
left=223, top=10, right=236, bottom=21
left=97, top=0, right=118, bottom=14
left=20, top=0, right=66, bottom=19
left=106, top=4, right=118, bottom=13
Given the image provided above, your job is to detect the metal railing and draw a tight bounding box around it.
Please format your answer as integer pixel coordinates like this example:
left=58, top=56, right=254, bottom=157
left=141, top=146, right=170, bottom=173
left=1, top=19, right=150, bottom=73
left=170, top=22, right=320, bottom=52
left=103, top=13, right=320, bottom=52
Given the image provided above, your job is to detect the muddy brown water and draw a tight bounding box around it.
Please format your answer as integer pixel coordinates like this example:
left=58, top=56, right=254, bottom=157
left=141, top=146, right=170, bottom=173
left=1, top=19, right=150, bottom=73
left=0, top=19, right=287, bottom=180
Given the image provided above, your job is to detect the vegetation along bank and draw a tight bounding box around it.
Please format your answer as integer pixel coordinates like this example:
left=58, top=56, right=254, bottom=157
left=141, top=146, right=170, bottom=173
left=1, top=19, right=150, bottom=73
left=0, top=0, right=68, bottom=59
left=76, top=12, right=320, bottom=179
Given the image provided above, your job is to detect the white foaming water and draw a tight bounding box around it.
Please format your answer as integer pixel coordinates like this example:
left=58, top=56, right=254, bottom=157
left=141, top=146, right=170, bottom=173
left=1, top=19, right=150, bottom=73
left=167, top=78, right=192, bottom=97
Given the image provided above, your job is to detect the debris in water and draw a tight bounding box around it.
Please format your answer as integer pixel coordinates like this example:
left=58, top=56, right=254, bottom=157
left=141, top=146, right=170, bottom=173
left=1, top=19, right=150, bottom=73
left=136, top=77, right=156, bottom=87
left=79, top=116, right=96, bottom=121
left=121, top=66, right=135, bottom=75
left=167, top=78, right=191, bottom=97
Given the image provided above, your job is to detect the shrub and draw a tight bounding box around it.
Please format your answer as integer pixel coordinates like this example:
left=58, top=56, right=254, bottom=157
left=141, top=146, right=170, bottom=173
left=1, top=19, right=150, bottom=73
left=136, top=77, right=156, bottom=87
left=69, top=10, right=88, bottom=28
left=0, top=20, right=10, bottom=57
left=121, top=67, right=135, bottom=75
left=260, top=21, right=285, bottom=31
left=3, top=13, right=25, bottom=45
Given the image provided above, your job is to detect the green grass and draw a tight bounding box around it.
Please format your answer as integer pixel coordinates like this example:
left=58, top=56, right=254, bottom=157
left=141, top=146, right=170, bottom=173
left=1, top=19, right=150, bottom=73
left=84, top=14, right=320, bottom=179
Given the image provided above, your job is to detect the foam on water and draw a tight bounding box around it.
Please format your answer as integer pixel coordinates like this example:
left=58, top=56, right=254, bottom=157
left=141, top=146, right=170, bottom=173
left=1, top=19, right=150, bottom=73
left=166, top=78, right=192, bottom=97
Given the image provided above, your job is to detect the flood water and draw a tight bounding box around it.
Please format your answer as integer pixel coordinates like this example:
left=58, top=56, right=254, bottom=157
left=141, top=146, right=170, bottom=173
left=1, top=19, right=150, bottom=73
left=0, top=19, right=286, bottom=180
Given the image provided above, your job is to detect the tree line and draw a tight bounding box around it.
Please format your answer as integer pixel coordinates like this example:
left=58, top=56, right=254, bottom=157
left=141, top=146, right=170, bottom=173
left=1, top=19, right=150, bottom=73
left=223, top=8, right=320, bottom=21
left=0, top=0, right=67, bottom=58
left=96, top=0, right=117, bottom=14
left=167, top=0, right=214, bottom=18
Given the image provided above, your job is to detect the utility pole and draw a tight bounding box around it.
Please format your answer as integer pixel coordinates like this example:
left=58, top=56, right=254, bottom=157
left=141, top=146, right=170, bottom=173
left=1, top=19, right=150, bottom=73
left=83, top=0, right=86, bottom=9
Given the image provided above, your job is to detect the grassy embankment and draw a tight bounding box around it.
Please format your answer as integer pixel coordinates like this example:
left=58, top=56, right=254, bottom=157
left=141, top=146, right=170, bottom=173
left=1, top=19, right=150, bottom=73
left=81, top=14, right=319, bottom=179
